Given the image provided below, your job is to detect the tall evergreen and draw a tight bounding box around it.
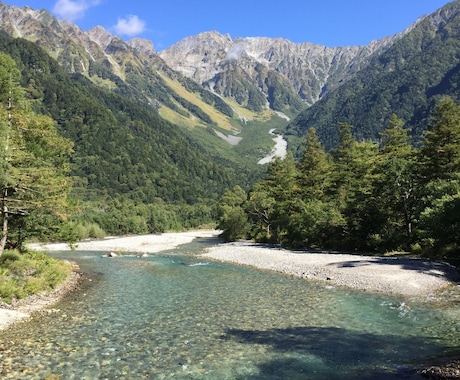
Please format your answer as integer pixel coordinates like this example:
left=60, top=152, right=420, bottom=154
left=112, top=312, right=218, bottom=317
left=417, top=97, right=460, bottom=257
left=297, top=127, right=330, bottom=200
left=0, top=53, right=73, bottom=254
left=419, top=96, right=460, bottom=184
left=370, top=115, right=417, bottom=249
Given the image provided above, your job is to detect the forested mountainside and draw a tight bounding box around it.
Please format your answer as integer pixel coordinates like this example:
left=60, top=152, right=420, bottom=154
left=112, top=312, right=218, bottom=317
left=0, top=32, right=259, bottom=205
left=286, top=1, right=460, bottom=152
left=218, top=99, right=460, bottom=258
left=0, top=2, right=284, bottom=146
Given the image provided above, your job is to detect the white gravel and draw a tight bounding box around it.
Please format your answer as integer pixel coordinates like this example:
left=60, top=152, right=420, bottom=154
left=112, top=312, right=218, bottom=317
left=201, top=241, right=459, bottom=297
left=27, top=230, right=219, bottom=254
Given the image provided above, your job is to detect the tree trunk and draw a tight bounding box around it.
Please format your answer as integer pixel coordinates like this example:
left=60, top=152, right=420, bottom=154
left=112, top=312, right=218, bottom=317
left=0, top=187, right=8, bottom=256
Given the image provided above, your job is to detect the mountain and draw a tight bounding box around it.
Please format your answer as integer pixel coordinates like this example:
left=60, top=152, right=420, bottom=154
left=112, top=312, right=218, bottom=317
left=0, top=2, right=406, bottom=122
left=0, top=31, right=261, bottom=205
left=158, top=31, right=403, bottom=115
left=0, top=0, right=457, bottom=202
left=285, top=1, right=460, bottom=151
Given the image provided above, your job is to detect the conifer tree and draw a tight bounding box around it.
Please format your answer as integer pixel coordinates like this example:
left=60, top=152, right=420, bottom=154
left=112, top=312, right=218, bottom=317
left=0, top=53, right=73, bottom=255
left=297, top=127, right=330, bottom=200
left=417, top=97, right=460, bottom=257
left=370, top=115, right=417, bottom=249
left=419, top=96, right=460, bottom=183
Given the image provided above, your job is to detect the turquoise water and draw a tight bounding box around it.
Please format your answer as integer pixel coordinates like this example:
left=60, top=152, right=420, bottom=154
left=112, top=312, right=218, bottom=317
left=0, top=237, right=459, bottom=379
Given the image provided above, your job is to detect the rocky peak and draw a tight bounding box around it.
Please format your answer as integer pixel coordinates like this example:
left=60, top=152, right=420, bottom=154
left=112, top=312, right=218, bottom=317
left=128, top=38, right=156, bottom=57
left=87, top=26, right=116, bottom=49
left=158, top=31, right=233, bottom=82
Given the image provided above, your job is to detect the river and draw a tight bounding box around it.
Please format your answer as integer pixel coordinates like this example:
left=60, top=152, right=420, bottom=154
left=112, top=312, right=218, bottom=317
left=258, top=129, right=288, bottom=165
left=0, top=236, right=459, bottom=379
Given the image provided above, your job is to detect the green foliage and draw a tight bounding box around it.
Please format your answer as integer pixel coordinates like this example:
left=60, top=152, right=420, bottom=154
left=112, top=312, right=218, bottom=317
left=216, top=186, right=249, bottom=241
left=418, top=97, right=460, bottom=183
left=65, top=221, right=106, bottom=241
left=418, top=190, right=460, bottom=257
left=66, top=197, right=215, bottom=237
left=0, top=52, right=73, bottom=254
left=0, top=249, right=71, bottom=303
left=366, top=115, right=418, bottom=251
left=221, top=98, right=460, bottom=259
left=296, top=127, right=331, bottom=199
left=0, top=33, right=260, bottom=210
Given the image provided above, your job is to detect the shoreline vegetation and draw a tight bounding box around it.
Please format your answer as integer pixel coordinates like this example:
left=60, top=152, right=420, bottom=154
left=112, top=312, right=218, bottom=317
left=1, top=230, right=459, bottom=378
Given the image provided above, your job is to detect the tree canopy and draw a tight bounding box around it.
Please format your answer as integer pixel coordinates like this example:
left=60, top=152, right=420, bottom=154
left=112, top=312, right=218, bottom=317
left=0, top=53, right=73, bottom=255
left=217, top=98, right=460, bottom=259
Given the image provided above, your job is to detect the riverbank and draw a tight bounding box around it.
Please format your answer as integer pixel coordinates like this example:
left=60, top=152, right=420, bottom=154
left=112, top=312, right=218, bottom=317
left=1, top=231, right=459, bottom=378
left=0, top=230, right=220, bottom=331
left=201, top=241, right=459, bottom=297
left=0, top=270, right=83, bottom=330
left=3, top=231, right=458, bottom=331
left=27, top=229, right=219, bottom=254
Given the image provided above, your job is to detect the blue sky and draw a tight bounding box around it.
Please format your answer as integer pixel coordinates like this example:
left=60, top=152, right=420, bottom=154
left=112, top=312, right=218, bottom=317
left=3, top=0, right=452, bottom=51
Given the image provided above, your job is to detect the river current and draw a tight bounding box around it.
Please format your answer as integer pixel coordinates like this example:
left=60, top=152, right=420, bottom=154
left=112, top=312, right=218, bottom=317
left=0, top=236, right=459, bottom=379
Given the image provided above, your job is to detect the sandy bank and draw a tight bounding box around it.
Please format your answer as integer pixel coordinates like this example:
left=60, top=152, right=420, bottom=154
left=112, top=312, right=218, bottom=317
left=27, top=229, right=220, bottom=254
left=201, top=241, right=459, bottom=297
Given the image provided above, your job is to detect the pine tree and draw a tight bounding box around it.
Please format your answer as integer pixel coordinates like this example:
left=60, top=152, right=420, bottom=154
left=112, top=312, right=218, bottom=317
left=297, top=127, right=330, bottom=200
left=417, top=97, right=460, bottom=257
left=370, top=115, right=417, bottom=249
left=0, top=53, right=73, bottom=255
left=419, top=96, right=460, bottom=183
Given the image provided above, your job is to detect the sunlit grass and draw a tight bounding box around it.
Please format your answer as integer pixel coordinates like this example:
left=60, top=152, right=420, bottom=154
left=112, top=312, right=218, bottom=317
left=0, top=250, right=72, bottom=304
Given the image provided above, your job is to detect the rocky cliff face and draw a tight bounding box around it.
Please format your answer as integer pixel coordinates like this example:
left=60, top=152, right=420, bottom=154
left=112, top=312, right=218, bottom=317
left=158, top=31, right=402, bottom=106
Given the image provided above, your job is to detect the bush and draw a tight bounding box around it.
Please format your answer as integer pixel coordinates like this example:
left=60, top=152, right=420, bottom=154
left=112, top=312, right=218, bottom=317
left=0, top=277, right=18, bottom=303
left=0, top=251, right=21, bottom=265
left=0, top=250, right=72, bottom=304
left=64, top=221, right=107, bottom=241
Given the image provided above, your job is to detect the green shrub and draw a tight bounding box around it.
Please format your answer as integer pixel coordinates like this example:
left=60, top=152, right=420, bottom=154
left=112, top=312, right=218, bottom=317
left=0, top=250, right=72, bottom=304
left=0, top=251, right=21, bottom=266
left=87, top=223, right=106, bottom=239
left=67, top=221, right=106, bottom=240
left=24, top=276, right=47, bottom=295
left=40, top=260, right=71, bottom=288
left=0, top=277, right=19, bottom=303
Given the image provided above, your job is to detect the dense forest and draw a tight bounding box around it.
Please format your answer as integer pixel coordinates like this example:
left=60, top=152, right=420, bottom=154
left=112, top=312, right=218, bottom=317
left=0, top=33, right=267, bottom=247
left=218, top=99, right=460, bottom=260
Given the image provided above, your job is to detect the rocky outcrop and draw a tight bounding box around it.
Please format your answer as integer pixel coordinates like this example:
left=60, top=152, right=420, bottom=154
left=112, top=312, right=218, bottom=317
left=158, top=31, right=402, bottom=106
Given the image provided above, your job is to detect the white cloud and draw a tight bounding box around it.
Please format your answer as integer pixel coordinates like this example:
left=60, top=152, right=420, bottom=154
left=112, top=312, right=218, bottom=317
left=226, top=43, right=246, bottom=61
left=114, top=15, right=146, bottom=37
left=52, top=0, right=100, bottom=21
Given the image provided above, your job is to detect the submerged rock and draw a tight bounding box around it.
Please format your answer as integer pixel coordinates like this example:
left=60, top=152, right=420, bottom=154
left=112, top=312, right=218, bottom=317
left=103, top=252, right=118, bottom=258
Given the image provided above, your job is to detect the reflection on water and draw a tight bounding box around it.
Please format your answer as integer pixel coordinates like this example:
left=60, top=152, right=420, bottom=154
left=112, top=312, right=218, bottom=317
left=0, top=238, right=459, bottom=379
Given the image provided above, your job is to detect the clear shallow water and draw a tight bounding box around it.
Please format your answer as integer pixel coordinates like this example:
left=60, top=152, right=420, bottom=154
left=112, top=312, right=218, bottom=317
left=0, top=238, right=459, bottom=379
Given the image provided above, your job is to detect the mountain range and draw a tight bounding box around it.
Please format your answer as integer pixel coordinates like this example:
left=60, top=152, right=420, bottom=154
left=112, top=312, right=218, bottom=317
left=0, top=1, right=459, bottom=203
